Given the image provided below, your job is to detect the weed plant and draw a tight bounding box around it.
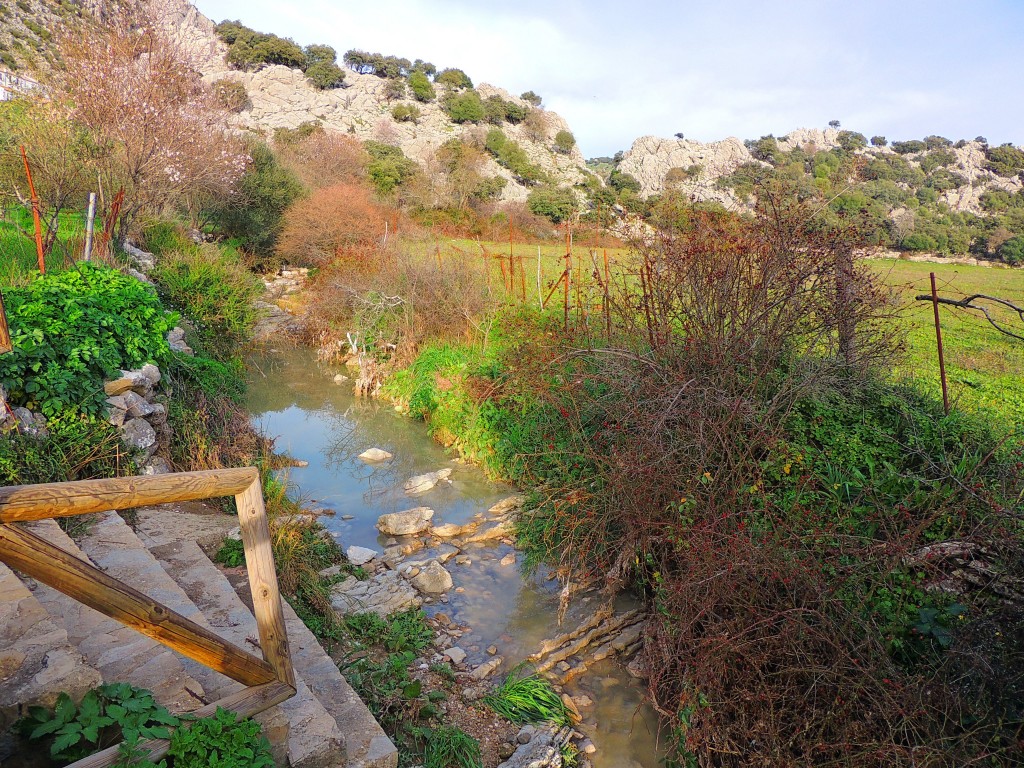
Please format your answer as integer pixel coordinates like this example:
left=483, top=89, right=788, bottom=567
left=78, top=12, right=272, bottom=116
left=423, top=726, right=482, bottom=768
left=482, top=665, right=569, bottom=726
left=150, top=243, right=262, bottom=360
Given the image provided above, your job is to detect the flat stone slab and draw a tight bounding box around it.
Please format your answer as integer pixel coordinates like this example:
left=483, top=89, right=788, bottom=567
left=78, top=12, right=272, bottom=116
left=331, top=569, right=422, bottom=618
left=347, top=545, right=379, bottom=566
left=376, top=507, right=434, bottom=536
left=403, top=468, right=452, bottom=495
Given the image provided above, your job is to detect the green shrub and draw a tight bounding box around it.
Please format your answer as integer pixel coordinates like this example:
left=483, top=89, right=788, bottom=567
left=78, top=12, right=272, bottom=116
left=424, top=727, right=482, bottom=768
left=0, top=264, right=176, bottom=418
left=520, top=90, right=542, bottom=106
left=553, top=129, right=576, bottom=154
left=442, top=90, right=485, bottom=123
left=391, top=103, right=421, bottom=123
left=484, top=129, right=546, bottom=184
left=408, top=70, right=435, bottom=102
left=0, top=415, right=128, bottom=485
left=482, top=665, right=570, bottom=725
left=527, top=186, right=576, bottom=223
left=305, top=60, right=345, bottom=89
left=984, top=144, right=1024, bottom=177
left=870, top=135, right=887, bottom=147
left=150, top=245, right=262, bottom=359
left=18, top=683, right=179, bottom=762
left=902, top=232, right=938, bottom=251
left=836, top=130, right=867, bottom=151
left=365, top=141, right=419, bottom=195
left=165, top=707, right=273, bottom=768
left=205, top=140, right=304, bottom=267
left=998, top=235, right=1024, bottom=265
left=891, top=139, right=926, bottom=155
left=435, top=67, right=473, bottom=89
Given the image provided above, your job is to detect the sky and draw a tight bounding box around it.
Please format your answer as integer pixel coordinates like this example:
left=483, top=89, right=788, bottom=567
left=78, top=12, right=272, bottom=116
left=194, top=0, right=1024, bottom=158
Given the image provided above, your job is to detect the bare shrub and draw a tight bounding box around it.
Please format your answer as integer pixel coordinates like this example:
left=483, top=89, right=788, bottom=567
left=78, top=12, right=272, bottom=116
left=276, top=131, right=369, bottom=191
left=498, top=194, right=1021, bottom=764
left=303, top=245, right=496, bottom=365
left=276, top=183, right=391, bottom=268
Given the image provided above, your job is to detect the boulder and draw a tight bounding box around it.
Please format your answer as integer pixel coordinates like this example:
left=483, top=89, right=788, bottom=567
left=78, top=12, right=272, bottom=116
left=403, top=468, right=452, bottom=494
left=167, top=327, right=194, bottom=356
left=488, top=494, right=527, bottom=517
left=443, top=646, right=467, bottom=665
left=470, top=656, right=503, bottom=680
left=376, top=507, right=434, bottom=536
left=140, top=457, right=172, bottom=475
left=358, top=448, right=393, bottom=462
left=11, top=407, right=47, bottom=438
left=409, top=560, right=453, bottom=594
left=346, top=545, right=378, bottom=566
left=121, top=418, right=157, bottom=455
left=430, top=522, right=466, bottom=538
left=121, top=390, right=155, bottom=419
left=331, top=569, right=421, bottom=618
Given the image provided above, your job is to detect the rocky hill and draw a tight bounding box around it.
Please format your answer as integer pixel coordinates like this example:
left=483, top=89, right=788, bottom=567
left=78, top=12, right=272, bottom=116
left=147, top=0, right=590, bottom=203
left=619, top=127, right=1023, bottom=216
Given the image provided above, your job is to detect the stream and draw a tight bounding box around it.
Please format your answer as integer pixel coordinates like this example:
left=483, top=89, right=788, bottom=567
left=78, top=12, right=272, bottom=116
left=245, top=345, right=661, bottom=768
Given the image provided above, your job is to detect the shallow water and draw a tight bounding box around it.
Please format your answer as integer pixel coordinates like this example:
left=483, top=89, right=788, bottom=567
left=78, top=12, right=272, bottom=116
left=246, top=345, right=661, bottom=767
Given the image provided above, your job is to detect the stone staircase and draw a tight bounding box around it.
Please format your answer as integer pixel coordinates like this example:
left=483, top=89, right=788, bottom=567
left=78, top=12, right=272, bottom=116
left=0, top=507, right=397, bottom=768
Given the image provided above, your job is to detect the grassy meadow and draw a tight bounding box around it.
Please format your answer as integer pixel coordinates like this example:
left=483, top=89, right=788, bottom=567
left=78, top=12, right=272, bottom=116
left=874, top=259, right=1024, bottom=423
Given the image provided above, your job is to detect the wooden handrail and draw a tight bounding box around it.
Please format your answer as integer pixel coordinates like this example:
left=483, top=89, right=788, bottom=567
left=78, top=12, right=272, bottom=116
left=0, top=468, right=257, bottom=522
left=0, top=524, right=278, bottom=686
left=0, top=468, right=296, bottom=768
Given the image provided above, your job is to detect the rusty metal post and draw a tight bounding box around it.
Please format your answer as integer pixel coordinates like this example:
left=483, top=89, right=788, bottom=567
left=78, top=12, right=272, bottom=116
left=19, top=146, right=45, bottom=273
left=929, top=272, right=950, bottom=415
left=0, top=290, right=12, bottom=354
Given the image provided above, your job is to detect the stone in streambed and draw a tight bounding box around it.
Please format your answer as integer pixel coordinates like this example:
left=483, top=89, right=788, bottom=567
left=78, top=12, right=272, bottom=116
left=376, top=507, right=434, bottom=536
left=358, top=447, right=393, bottom=462
left=409, top=560, right=453, bottom=593
left=403, top=468, right=452, bottom=494
left=346, top=545, right=378, bottom=566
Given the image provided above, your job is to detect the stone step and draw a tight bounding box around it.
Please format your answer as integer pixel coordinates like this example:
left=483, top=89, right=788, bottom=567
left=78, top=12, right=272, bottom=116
left=148, top=537, right=347, bottom=768
left=0, top=559, right=102, bottom=739
left=227, top=571, right=399, bottom=768
left=137, top=503, right=398, bottom=768
left=22, top=518, right=203, bottom=714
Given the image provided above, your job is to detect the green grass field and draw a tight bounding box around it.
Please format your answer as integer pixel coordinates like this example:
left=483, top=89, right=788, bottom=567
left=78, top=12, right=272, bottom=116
left=0, top=207, right=85, bottom=286
left=873, top=259, right=1024, bottom=425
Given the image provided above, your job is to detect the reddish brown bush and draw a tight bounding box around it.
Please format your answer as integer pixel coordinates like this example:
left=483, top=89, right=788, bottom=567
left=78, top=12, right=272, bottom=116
left=276, top=132, right=369, bottom=190
left=276, top=183, right=392, bottom=268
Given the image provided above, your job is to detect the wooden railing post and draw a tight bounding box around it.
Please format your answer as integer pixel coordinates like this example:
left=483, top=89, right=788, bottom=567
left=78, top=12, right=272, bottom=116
left=236, top=476, right=295, bottom=687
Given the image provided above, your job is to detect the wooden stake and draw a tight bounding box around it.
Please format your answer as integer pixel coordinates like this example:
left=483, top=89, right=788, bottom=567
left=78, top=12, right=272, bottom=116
left=537, top=246, right=543, bottom=310
left=20, top=146, right=45, bottom=273
left=83, top=192, right=97, bottom=262
left=929, top=272, right=950, bottom=415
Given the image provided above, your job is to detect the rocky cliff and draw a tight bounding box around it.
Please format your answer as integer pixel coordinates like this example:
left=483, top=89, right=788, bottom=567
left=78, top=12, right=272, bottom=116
left=146, top=0, right=589, bottom=202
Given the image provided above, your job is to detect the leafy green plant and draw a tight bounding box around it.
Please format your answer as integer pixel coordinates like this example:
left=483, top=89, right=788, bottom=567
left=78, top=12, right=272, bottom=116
left=0, top=263, right=177, bottom=418
left=214, top=537, right=246, bottom=567
left=18, top=684, right=179, bottom=761
left=0, top=414, right=128, bottom=485
left=424, top=726, right=482, bottom=768
left=482, top=664, right=569, bottom=726
left=342, top=608, right=433, bottom=653
left=166, top=707, right=273, bottom=768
